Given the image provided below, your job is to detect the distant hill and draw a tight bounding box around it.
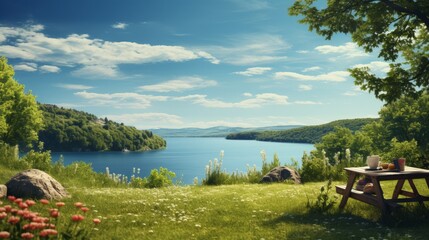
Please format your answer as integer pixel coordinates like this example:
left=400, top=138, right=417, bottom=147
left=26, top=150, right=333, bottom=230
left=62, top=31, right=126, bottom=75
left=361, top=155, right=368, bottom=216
left=226, top=118, right=377, bottom=144
left=38, top=104, right=166, bottom=152
left=150, top=125, right=303, bottom=138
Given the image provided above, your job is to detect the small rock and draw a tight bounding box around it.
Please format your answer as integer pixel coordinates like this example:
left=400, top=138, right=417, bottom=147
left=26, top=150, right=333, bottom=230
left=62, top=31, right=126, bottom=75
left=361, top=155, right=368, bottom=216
left=260, top=166, right=301, bottom=184
left=0, top=184, right=7, bottom=198
left=6, top=169, right=67, bottom=200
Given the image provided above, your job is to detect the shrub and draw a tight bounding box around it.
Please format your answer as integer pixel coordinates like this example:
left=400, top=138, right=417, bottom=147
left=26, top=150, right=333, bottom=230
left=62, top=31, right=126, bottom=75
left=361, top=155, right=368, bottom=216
left=145, top=167, right=176, bottom=188
left=306, top=179, right=338, bottom=213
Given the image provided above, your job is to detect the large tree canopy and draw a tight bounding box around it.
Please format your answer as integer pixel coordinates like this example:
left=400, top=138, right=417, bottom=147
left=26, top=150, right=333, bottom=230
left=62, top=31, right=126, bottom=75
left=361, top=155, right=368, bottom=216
left=289, top=0, right=429, bottom=103
left=0, top=56, right=44, bottom=146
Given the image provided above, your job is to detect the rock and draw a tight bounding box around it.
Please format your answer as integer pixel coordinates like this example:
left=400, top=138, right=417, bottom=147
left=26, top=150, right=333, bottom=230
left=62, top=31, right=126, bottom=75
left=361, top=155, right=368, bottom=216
left=6, top=169, right=67, bottom=200
left=260, top=166, right=301, bottom=184
left=0, top=184, right=7, bottom=198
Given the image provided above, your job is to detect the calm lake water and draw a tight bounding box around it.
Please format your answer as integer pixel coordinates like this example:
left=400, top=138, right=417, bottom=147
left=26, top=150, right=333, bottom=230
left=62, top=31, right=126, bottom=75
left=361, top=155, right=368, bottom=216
left=50, top=137, right=314, bottom=184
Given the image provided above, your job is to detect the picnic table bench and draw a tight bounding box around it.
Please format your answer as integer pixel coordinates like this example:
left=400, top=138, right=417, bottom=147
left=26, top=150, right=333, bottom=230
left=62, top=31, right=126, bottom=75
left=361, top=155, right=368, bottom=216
left=336, top=166, right=429, bottom=217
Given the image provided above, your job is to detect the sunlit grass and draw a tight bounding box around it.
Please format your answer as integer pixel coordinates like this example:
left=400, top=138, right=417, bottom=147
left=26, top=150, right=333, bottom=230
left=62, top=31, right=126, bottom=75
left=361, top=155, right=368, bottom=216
left=2, top=165, right=429, bottom=239
left=66, top=181, right=429, bottom=239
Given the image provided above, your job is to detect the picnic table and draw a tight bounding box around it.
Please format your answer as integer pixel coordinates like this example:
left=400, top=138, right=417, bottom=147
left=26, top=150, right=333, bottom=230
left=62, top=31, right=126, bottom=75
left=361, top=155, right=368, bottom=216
left=336, top=166, right=429, bottom=217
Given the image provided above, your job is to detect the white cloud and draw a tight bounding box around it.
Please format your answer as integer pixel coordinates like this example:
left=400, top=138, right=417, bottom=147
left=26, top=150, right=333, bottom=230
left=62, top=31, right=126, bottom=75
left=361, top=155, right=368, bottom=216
left=294, top=101, right=322, bottom=105
left=296, top=50, right=309, bottom=54
left=243, top=92, right=253, bottom=97
left=139, top=76, right=217, bottom=92
left=0, top=24, right=219, bottom=79
left=234, top=67, right=272, bottom=76
left=175, top=93, right=288, bottom=108
left=353, top=61, right=390, bottom=73
left=203, top=34, right=289, bottom=65
left=40, top=65, right=60, bottom=73
left=302, top=66, right=321, bottom=72
left=74, top=91, right=168, bottom=109
left=103, top=113, right=183, bottom=129
left=274, top=71, right=349, bottom=82
left=72, top=65, right=119, bottom=79
left=112, top=22, right=128, bottom=29
left=14, top=62, right=37, bottom=72
left=343, top=86, right=365, bottom=96
left=57, top=84, right=94, bottom=90
left=315, top=42, right=368, bottom=59
left=299, top=84, right=312, bottom=91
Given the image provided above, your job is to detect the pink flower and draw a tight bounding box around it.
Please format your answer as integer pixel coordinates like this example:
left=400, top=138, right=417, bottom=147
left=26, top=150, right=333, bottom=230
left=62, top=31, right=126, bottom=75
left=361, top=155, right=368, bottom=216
left=0, top=231, right=10, bottom=239
left=19, top=202, right=28, bottom=209
left=80, top=207, right=90, bottom=213
left=21, top=232, right=34, bottom=239
left=7, top=196, right=16, bottom=202
left=39, top=229, right=58, bottom=237
left=7, top=216, right=20, bottom=225
left=93, top=218, right=101, bottom=224
left=0, top=212, right=7, bottom=220
left=25, top=200, right=36, bottom=207
left=14, top=198, right=23, bottom=204
left=55, top=202, right=65, bottom=207
left=71, top=214, right=85, bottom=222
left=74, top=202, right=84, bottom=208
left=50, top=209, right=60, bottom=218
left=40, top=199, right=50, bottom=205
left=3, top=205, right=12, bottom=213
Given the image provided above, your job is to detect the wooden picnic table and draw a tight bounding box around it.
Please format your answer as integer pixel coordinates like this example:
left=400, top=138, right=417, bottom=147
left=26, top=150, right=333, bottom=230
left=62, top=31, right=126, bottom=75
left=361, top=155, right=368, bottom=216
left=336, top=166, right=429, bottom=217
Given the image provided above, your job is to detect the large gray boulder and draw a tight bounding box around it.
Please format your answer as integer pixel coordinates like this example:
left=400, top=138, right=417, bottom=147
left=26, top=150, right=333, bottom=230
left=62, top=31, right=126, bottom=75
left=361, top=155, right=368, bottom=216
left=0, top=184, right=6, bottom=198
left=6, top=169, right=67, bottom=200
left=260, top=166, right=301, bottom=184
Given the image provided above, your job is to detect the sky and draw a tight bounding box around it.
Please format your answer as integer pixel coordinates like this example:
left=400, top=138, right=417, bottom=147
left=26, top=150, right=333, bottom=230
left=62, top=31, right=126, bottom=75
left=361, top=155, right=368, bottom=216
left=0, top=0, right=386, bottom=129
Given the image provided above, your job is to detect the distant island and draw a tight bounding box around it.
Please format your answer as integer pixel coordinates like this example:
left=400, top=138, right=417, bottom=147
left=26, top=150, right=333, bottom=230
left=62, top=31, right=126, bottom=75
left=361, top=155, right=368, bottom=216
left=38, top=104, right=166, bottom=152
left=226, top=118, right=377, bottom=144
left=150, top=125, right=303, bottom=138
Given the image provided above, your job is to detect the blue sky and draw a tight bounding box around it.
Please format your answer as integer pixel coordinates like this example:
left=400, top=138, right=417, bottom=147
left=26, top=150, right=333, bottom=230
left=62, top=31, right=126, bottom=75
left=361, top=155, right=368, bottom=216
left=0, top=0, right=386, bottom=129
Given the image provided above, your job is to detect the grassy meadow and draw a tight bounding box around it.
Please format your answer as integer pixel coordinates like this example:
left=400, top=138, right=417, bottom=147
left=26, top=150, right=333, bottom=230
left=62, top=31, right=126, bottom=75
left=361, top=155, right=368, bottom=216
left=2, top=167, right=429, bottom=240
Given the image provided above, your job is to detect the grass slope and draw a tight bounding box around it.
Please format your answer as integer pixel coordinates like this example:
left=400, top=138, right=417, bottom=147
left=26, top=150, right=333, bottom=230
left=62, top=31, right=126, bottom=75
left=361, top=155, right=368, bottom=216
left=2, top=168, right=429, bottom=239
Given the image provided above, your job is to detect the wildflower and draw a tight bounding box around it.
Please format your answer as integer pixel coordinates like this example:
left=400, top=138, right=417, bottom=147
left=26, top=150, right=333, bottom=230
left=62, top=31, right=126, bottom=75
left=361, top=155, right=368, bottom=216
left=14, top=198, right=23, bottom=204
left=93, top=218, right=101, bottom=224
left=50, top=209, right=60, bottom=218
left=19, top=202, right=28, bottom=209
left=25, top=200, right=36, bottom=207
left=21, top=232, right=34, bottom=239
left=71, top=214, right=85, bottom=222
left=40, top=199, right=50, bottom=205
left=8, top=216, right=20, bottom=224
left=39, top=229, right=58, bottom=237
left=0, top=231, right=10, bottom=239
left=80, top=207, right=90, bottom=213
left=3, top=205, right=12, bottom=212
left=74, top=202, right=84, bottom=208
left=7, top=196, right=16, bottom=202
left=55, top=202, right=65, bottom=208
left=0, top=212, right=7, bottom=219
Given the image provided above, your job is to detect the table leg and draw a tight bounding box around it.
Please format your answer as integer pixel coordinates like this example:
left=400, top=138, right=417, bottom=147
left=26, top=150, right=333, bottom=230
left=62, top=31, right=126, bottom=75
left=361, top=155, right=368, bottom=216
left=392, top=179, right=405, bottom=199
left=371, top=177, right=388, bottom=216
left=339, top=171, right=357, bottom=209
left=408, top=179, right=423, bottom=205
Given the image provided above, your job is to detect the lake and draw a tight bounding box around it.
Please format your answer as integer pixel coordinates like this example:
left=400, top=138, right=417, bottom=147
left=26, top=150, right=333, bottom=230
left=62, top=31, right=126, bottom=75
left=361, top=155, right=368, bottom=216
left=50, top=137, right=314, bottom=184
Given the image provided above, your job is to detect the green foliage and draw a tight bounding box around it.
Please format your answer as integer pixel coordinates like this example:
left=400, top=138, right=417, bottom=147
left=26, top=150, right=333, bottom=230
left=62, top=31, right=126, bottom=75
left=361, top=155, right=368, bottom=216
left=21, top=149, right=52, bottom=172
left=145, top=167, right=176, bottom=188
left=202, top=150, right=294, bottom=185
left=383, top=138, right=422, bottom=168
left=289, top=0, right=429, bottom=103
left=306, top=179, right=338, bottom=214
left=226, top=118, right=377, bottom=144
left=0, top=56, right=44, bottom=147
left=38, top=104, right=166, bottom=152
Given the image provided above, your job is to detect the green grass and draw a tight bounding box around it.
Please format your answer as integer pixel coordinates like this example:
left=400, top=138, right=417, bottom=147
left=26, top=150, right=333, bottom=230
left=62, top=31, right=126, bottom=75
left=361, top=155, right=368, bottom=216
left=2, top=168, right=429, bottom=239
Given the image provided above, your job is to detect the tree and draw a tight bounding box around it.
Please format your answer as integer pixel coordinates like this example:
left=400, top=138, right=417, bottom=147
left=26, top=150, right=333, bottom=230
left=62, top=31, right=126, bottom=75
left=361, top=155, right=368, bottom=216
left=289, top=0, right=429, bottom=103
left=0, top=57, right=44, bottom=146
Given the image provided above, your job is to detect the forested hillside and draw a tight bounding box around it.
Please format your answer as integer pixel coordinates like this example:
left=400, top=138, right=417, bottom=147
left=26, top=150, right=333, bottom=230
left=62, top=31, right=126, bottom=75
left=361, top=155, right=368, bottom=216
left=226, top=118, right=377, bottom=144
left=38, top=104, right=166, bottom=152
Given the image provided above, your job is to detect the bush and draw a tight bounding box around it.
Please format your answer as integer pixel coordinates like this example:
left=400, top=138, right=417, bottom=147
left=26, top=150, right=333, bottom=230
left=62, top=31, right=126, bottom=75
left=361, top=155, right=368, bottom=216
left=145, top=167, right=176, bottom=188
